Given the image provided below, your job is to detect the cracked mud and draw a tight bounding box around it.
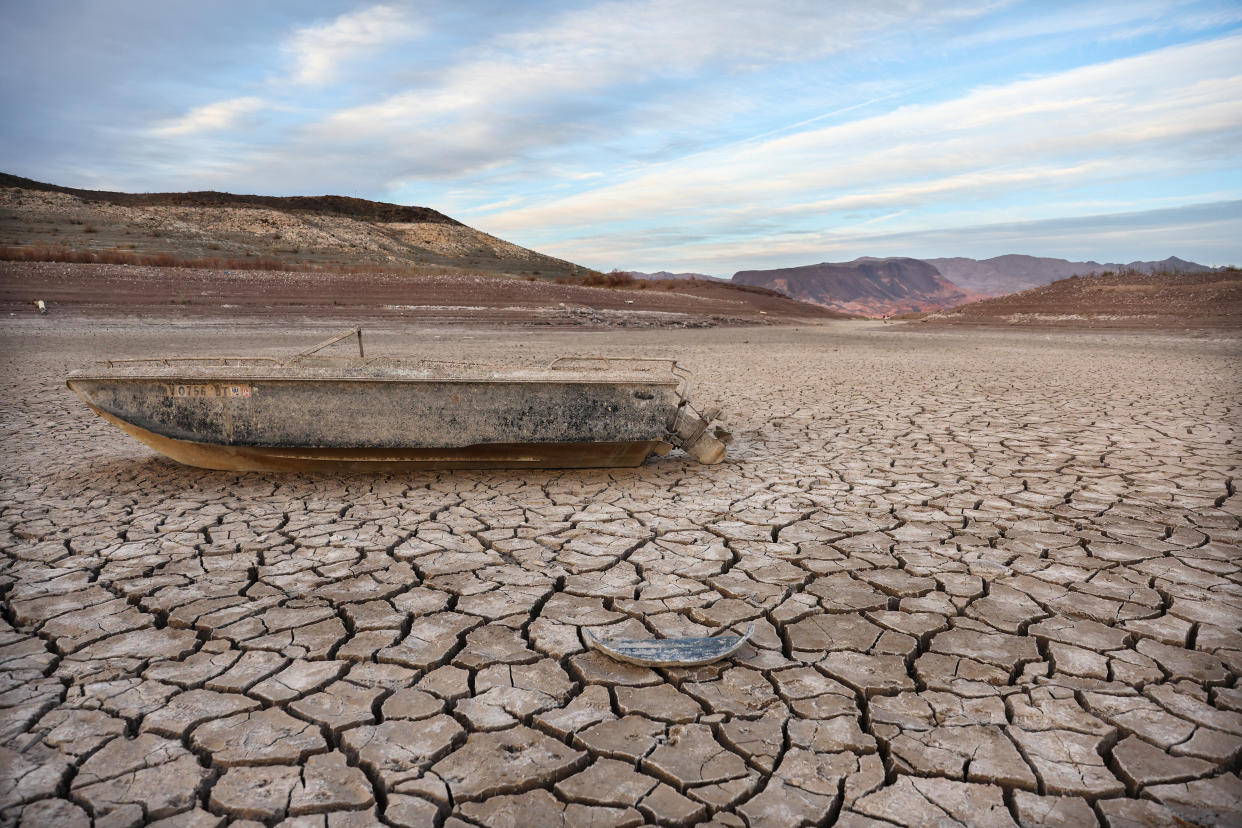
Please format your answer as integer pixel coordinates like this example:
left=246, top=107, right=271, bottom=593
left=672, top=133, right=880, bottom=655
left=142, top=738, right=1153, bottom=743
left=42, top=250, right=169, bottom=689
left=1, top=319, right=1240, bottom=827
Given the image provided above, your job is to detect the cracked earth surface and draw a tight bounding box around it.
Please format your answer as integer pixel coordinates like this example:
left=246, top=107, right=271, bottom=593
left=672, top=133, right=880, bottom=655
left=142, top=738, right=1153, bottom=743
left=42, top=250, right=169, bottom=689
left=1, top=319, right=1240, bottom=827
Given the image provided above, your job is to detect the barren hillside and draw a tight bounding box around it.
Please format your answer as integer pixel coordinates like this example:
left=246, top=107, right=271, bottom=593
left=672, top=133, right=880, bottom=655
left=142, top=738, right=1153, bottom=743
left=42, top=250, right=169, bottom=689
left=917, top=267, right=1242, bottom=330
left=0, top=173, right=590, bottom=279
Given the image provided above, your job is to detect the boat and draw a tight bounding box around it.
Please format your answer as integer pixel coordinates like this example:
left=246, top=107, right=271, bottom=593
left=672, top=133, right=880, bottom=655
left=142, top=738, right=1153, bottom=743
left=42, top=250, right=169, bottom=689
left=66, top=328, right=730, bottom=472
left=585, top=623, right=755, bottom=667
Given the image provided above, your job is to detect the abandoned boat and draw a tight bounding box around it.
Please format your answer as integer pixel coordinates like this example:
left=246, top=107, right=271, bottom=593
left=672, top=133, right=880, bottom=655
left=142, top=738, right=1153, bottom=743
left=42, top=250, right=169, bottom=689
left=66, top=328, right=729, bottom=472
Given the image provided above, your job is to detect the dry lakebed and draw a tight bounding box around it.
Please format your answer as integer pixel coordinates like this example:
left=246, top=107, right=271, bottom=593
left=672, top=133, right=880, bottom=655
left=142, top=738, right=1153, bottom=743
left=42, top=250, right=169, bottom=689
left=1, top=316, right=1240, bottom=827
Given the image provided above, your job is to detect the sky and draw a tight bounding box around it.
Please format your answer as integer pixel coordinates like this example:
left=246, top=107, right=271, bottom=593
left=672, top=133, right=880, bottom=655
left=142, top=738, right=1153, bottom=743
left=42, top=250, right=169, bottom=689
left=2, top=0, right=1241, bottom=275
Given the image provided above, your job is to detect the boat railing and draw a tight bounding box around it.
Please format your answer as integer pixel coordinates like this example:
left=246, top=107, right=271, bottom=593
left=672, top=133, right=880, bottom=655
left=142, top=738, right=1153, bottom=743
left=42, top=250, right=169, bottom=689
left=294, top=328, right=365, bottom=359
left=101, top=357, right=283, bottom=368
left=98, top=331, right=694, bottom=398
left=548, top=356, right=692, bottom=400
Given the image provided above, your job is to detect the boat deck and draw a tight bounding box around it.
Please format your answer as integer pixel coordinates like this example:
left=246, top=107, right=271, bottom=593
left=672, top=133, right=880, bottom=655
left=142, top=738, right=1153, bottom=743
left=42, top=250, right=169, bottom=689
left=69, top=354, right=688, bottom=385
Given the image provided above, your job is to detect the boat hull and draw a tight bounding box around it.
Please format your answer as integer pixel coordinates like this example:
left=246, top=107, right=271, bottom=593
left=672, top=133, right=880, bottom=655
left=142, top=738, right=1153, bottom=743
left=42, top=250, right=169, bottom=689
left=68, top=374, right=685, bottom=471
left=85, top=403, right=669, bottom=471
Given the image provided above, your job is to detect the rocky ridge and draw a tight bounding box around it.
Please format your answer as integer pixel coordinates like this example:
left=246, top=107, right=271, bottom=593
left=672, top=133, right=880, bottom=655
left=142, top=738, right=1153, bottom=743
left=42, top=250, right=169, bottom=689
left=733, top=257, right=983, bottom=316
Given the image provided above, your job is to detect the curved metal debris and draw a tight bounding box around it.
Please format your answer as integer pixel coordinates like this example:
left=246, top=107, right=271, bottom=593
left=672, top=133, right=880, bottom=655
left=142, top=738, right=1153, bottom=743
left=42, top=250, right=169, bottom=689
left=584, top=623, right=755, bottom=667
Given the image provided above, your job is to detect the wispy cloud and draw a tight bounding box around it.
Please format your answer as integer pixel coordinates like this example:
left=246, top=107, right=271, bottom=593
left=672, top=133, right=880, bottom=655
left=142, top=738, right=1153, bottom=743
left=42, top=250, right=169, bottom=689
left=148, top=4, right=421, bottom=142
left=949, top=0, right=1180, bottom=46
left=317, top=1, right=992, bottom=146
left=151, top=96, right=267, bottom=137
left=547, top=201, right=1242, bottom=271
left=284, top=4, right=421, bottom=86
left=477, top=32, right=1242, bottom=243
left=5, top=0, right=1239, bottom=268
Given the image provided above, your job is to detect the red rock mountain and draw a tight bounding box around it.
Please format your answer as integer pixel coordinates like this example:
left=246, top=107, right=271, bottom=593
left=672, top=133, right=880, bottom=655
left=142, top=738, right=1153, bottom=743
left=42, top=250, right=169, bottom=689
left=732, top=257, right=982, bottom=316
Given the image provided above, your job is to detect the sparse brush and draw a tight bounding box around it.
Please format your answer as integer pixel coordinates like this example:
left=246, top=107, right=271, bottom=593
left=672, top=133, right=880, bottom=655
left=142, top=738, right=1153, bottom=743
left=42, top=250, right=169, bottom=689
left=0, top=244, right=291, bottom=271
left=0, top=244, right=546, bottom=281
left=553, top=269, right=635, bottom=288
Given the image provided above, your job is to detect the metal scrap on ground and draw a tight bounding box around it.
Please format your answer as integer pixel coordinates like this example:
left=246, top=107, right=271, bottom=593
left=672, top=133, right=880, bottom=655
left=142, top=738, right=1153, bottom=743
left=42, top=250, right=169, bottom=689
left=585, top=623, right=756, bottom=667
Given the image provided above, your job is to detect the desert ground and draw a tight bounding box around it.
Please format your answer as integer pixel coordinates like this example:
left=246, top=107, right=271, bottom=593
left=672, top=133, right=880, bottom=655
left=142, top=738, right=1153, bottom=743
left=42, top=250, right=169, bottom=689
left=1, top=313, right=1241, bottom=827
left=0, top=262, right=847, bottom=328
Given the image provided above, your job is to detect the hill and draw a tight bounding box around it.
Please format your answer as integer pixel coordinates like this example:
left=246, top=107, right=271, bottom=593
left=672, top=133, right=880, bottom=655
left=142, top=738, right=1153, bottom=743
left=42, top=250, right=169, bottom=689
left=926, top=254, right=1214, bottom=296
left=0, top=172, right=590, bottom=279
left=732, top=257, right=982, bottom=316
left=917, top=267, right=1241, bottom=330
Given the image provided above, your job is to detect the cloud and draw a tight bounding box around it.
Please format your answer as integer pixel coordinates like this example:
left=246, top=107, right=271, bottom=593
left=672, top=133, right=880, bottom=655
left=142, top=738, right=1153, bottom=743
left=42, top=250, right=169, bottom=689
left=150, top=96, right=267, bottom=137
left=317, top=0, right=991, bottom=140
left=475, top=32, right=1242, bottom=239
left=546, top=200, right=1242, bottom=271
left=75, top=1, right=1242, bottom=272
left=265, top=0, right=999, bottom=193
left=949, top=0, right=1179, bottom=46
left=148, top=5, right=422, bottom=143
left=284, top=3, right=421, bottom=86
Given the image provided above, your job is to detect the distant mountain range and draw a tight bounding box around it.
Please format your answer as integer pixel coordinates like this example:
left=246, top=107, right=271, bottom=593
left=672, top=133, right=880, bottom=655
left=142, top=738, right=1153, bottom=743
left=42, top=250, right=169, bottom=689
left=731, top=255, right=1215, bottom=315
left=733, top=257, right=984, bottom=316
left=926, top=254, right=1213, bottom=296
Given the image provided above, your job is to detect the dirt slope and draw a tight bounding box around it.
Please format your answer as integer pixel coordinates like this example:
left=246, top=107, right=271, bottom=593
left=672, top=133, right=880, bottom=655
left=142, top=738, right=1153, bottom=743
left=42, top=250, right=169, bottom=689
left=0, top=174, right=590, bottom=279
left=1, top=261, right=850, bottom=327
left=916, top=267, right=1242, bottom=330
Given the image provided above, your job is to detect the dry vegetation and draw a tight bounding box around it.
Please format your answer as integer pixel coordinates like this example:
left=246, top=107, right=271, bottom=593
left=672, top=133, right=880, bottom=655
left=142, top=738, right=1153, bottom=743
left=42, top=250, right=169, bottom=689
left=0, top=245, right=806, bottom=298
left=0, top=244, right=532, bottom=281
left=0, top=244, right=289, bottom=273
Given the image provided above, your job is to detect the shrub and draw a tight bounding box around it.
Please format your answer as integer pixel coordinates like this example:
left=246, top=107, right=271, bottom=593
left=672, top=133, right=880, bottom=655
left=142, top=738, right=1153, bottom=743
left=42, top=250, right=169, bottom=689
left=0, top=244, right=545, bottom=281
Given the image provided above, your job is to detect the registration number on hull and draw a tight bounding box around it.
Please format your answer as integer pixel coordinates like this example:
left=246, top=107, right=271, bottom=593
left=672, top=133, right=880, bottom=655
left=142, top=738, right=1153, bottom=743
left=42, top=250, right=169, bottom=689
left=162, top=384, right=253, bottom=398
